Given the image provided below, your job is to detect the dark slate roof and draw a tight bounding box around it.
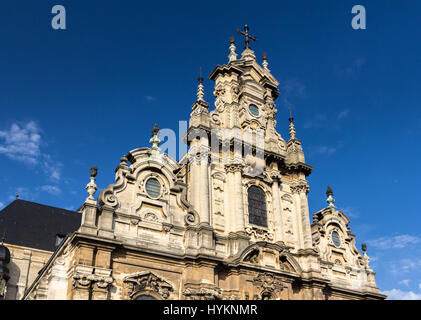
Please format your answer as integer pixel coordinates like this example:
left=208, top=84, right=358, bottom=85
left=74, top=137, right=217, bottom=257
left=0, top=199, right=81, bottom=252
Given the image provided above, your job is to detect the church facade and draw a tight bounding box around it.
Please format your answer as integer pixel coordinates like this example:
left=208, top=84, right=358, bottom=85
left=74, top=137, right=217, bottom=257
left=20, top=28, right=385, bottom=300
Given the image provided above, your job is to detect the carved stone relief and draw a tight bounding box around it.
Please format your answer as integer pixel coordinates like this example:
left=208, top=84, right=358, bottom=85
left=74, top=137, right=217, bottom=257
left=122, top=271, right=174, bottom=300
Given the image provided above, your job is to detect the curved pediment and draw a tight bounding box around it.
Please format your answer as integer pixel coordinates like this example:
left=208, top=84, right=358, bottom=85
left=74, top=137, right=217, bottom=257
left=230, top=241, right=302, bottom=275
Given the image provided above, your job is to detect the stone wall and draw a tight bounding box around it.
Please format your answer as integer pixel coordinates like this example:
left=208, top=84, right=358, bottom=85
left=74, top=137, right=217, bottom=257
left=4, top=243, right=52, bottom=300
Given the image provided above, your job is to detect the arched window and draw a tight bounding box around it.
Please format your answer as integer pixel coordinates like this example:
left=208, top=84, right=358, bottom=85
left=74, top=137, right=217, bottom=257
left=247, top=186, right=267, bottom=227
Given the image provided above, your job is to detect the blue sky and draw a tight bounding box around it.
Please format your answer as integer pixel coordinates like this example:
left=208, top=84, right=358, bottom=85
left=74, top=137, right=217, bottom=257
left=0, top=0, right=420, bottom=299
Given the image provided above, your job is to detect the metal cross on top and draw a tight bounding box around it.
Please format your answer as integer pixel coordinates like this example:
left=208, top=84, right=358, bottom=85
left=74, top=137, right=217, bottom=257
left=237, top=24, right=257, bottom=49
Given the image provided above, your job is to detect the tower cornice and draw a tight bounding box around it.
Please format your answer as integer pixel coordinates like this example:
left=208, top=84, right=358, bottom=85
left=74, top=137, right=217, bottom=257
left=208, top=64, right=243, bottom=81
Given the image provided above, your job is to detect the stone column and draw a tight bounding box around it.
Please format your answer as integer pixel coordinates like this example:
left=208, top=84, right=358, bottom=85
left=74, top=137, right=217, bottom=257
left=199, top=147, right=210, bottom=225
left=298, top=183, right=312, bottom=249
left=190, top=155, right=201, bottom=212
left=271, top=172, right=283, bottom=242
left=292, top=188, right=305, bottom=249
left=234, top=165, right=245, bottom=232
left=224, top=169, right=235, bottom=233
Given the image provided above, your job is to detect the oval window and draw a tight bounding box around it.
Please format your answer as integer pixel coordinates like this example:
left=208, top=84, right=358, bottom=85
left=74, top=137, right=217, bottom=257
left=331, top=231, right=341, bottom=247
left=249, top=104, right=259, bottom=116
left=145, top=178, right=161, bottom=199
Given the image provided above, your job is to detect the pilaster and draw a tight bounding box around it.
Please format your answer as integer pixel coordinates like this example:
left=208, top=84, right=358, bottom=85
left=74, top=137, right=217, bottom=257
left=98, top=205, right=114, bottom=239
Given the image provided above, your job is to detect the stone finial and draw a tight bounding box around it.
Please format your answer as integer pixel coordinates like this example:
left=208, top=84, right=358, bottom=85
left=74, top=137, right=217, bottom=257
left=288, top=108, right=296, bottom=139
left=120, top=155, right=128, bottom=165
left=326, top=185, right=336, bottom=211
left=326, top=185, right=333, bottom=197
left=262, top=52, right=269, bottom=71
left=151, top=123, right=159, bottom=137
left=15, top=193, right=19, bottom=200
left=228, top=36, right=237, bottom=62
left=197, top=67, right=205, bottom=101
left=361, top=243, right=367, bottom=253
left=86, top=166, right=98, bottom=201
left=149, top=123, right=161, bottom=155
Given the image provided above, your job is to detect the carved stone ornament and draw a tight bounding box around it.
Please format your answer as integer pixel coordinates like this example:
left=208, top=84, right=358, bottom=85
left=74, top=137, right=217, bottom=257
left=245, top=226, right=274, bottom=241
left=98, top=188, right=119, bottom=208
left=287, top=141, right=303, bottom=153
left=290, top=182, right=309, bottom=195
left=253, top=272, right=284, bottom=299
left=123, top=271, right=174, bottom=300
left=224, top=163, right=243, bottom=173
left=144, top=212, right=158, bottom=222
left=244, top=248, right=261, bottom=264
left=183, top=287, right=222, bottom=300
left=73, top=273, right=113, bottom=289
left=184, top=210, right=200, bottom=227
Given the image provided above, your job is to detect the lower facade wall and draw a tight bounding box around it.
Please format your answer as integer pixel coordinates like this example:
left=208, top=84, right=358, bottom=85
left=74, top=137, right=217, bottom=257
left=4, top=243, right=52, bottom=300
left=66, top=246, right=364, bottom=300
left=24, top=239, right=383, bottom=300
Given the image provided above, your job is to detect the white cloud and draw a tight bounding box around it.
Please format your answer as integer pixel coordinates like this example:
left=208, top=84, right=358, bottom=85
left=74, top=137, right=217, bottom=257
left=399, top=279, right=411, bottom=287
left=0, top=121, right=41, bottom=163
left=383, top=289, right=421, bottom=300
left=338, top=206, right=360, bottom=219
left=0, top=121, right=62, bottom=181
left=41, top=154, right=62, bottom=181
left=390, top=258, right=421, bottom=274
left=419, top=283, right=421, bottom=291
left=145, top=96, right=156, bottom=101
left=9, top=187, right=33, bottom=201
left=0, top=202, right=3, bottom=209
left=40, top=185, right=61, bottom=195
left=367, top=234, right=421, bottom=250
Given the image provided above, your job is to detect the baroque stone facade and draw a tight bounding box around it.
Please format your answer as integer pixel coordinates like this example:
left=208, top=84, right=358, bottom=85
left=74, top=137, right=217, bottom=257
left=22, top=29, right=385, bottom=300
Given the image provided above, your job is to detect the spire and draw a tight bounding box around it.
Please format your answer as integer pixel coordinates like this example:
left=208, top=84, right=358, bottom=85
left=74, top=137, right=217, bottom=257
left=262, top=52, right=269, bottom=71
left=196, top=67, right=205, bottom=101
left=326, top=185, right=336, bottom=211
left=228, top=36, right=238, bottom=62
left=85, top=166, right=98, bottom=202
left=326, top=185, right=333, bottom=196
left=288, top=107, right=296, bottom=139
left=149, top=123, right=161, bottom=155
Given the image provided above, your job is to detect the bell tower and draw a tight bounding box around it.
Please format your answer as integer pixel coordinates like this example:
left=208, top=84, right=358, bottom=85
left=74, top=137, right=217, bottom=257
left=185, top=25, right=313, bottom=254
left=207, top=25, right=287, bottom=156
